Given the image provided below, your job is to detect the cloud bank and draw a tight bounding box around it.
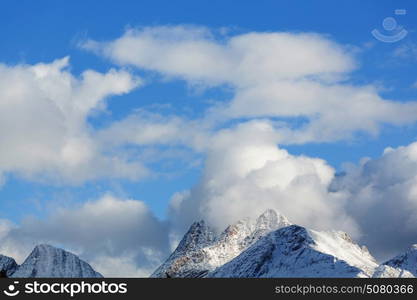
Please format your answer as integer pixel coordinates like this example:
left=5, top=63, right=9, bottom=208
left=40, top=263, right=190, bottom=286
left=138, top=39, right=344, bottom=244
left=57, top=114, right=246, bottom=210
left=0, top=194, right=169, bottom=277
left=84, top=25, right=417, bottom=143
left=168, top=121, right=357, bottom=236
left=331, top=142, right=417, bottom=259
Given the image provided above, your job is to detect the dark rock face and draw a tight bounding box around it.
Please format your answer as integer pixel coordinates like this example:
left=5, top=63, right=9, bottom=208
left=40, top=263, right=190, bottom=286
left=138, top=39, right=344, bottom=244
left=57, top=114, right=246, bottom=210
left=0, top=255, right=18, bottom=277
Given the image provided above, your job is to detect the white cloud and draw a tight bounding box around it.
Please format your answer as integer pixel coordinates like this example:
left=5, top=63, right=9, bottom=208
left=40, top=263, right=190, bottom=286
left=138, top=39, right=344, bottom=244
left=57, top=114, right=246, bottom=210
left=84, top=25, right=417, bottom=144
left=219, top=81, right=417, bottom=143
left=83, top=25, right=355, bottom=87
left=168, top=121, right=358, bottom=237
left=0, top=194, right=169, bottom=277
left=331, top=141, right=417, bottom=259
left=97, top=109, right=209, bottom=151
left=0, top=57, right=147, bottom=184
left=91, top=252, right=161, bottom=277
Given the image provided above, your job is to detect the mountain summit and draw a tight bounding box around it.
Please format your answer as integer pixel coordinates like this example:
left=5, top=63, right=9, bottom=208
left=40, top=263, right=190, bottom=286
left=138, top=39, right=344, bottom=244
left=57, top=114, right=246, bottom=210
left=151, top=209, right=290, bottom=278
left=210, top=225, right=378, bottom=277
left=1, top=244, right=102, bottom=278
left=152, top=209, right=417, bottom=278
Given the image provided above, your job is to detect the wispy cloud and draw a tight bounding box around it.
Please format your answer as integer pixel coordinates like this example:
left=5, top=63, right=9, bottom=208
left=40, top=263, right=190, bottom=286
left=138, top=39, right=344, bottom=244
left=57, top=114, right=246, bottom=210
left=394, top=42, right=417, bottom=60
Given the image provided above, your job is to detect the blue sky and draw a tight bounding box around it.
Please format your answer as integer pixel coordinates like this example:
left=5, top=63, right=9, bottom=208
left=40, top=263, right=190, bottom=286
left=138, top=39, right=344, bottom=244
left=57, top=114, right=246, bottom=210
left=1, top=1, right=417, bottom=274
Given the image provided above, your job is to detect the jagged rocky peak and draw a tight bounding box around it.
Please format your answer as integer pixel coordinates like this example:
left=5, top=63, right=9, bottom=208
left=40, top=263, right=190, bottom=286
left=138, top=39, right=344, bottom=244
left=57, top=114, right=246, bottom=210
left=249, top=209, right=291, bottom=241
left=256, top=208, right=290, bottom=230
left=382, top=244, right=417, bottom=277
left=0, top=254, right=18, bottom=277
left=150, top=209, right=291, bottom=278
left=174, top=220, right=217, bottom=255
left=219, top=209, right=290, bottom=243
left=210, top=225, right=378, bottom=278
left=11, top=244, right=102, bottom=278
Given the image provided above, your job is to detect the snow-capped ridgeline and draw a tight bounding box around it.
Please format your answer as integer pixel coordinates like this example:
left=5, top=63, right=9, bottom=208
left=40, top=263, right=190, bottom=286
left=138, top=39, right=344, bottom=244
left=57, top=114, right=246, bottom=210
left=151, top=209, right=291, bottom=278
left=307, top=229, right=378, bottom=277
left=382, top=244, right=417, bottom=277
left=0, top=244, right=102, bottom=278
left=372, top=265, right=414, bottom=278
left=210, top=225, right=378, bottom=278
left=1, top=209, right=417, bottom=278
left=152, top=209, right=417, bottom=278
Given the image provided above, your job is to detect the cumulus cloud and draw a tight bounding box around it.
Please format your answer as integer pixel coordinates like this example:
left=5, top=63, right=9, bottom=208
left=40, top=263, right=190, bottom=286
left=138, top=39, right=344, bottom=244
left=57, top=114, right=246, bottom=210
left=331, top=142, right=417, bottom=260
left=0, top=57, right=146, bottom=185
left=168, top=128, right=417, bottom=262
left=0, top=194, right=169, bottom=277
left=169, top=121, right=358, bottom=237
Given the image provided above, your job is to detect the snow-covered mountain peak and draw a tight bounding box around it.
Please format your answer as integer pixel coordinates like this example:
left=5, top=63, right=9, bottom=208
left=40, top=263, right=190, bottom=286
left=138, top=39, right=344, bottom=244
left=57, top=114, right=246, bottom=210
left=210, top=225, right=378, bottom=278
left=217, top=218, right=254, bottom=244
left=33, top=244, right=59, bottom=255
left=150, top=209, right=417, bottom=278
left=151, top=209, right=291, bottom=278
left=174, top=220, right=216, bottom=256
left=255, top=208, right=291, bottom=231
left=11, top=244, right=102, bottom=278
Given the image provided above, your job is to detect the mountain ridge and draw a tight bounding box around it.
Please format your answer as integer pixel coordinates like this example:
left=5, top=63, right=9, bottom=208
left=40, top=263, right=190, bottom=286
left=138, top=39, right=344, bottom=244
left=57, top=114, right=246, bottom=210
left=210, top=225, right=378, bottom=278
left=0, top=244, right=102, bottom=278
left=2, top=209, right=417, bottom=278
left=151, top=209, right=291, bottom=278
left=152, top=209, right=417, bottom=278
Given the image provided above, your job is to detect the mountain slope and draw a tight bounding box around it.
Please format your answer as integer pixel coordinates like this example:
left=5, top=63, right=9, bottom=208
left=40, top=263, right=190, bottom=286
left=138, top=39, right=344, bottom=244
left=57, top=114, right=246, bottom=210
left=11, top=244, right=103, bottom=278
left=372, top=265, right=414, bottom=278
left=151, top=209, right=290, bottom=278
left=0, top=254, right=18, bottom=277
left=151, top=220, right=217, bottom=278
left=381, top=245, right=417, bottom=277
left=209, top=225, right=378, bottom=278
